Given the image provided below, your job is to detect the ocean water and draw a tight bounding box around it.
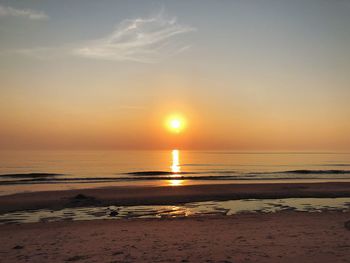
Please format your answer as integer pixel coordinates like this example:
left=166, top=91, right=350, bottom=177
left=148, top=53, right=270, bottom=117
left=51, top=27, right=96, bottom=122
left=0, top=150, right=350, bottom=195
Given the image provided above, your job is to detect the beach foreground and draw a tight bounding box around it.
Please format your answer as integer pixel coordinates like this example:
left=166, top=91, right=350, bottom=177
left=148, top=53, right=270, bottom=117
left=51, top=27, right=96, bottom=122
left=2, top=182, right=350, bottom=213
left=1, top=211, right=350, bottom=263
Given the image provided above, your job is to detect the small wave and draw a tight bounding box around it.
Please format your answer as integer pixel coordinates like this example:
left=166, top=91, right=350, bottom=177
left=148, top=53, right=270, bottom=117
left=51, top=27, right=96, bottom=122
left=280, top=170, right=350, bottom=174
left=247, top=169, right=350, bottom=175
left=0, top=173, right=64, bottom=178
left=126, top=171, right=197, bottom=176
left=3, top=175, right=350, bottom=186
left=0, top=177, right=122, bottom=185
left=126, top=170, right=238, bottom=176
left=0, top=175, right=241, bottom=185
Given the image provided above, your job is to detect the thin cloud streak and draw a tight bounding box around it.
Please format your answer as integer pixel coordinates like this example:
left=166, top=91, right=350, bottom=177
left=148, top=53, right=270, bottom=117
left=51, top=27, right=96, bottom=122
left=0, top=5, right=48, bottom=20
left=1, top=12, right=195, bottom=63
left=73, top=13, right=196, bottom=63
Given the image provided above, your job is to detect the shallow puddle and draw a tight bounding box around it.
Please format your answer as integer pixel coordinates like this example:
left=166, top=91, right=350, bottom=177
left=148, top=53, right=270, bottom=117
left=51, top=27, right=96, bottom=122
left=1, top=197, right=350, bottom=224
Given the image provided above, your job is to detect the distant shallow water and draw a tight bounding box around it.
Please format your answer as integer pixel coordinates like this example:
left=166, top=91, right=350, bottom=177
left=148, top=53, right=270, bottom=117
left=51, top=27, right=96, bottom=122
left=1, top=198, right=350, bottom=224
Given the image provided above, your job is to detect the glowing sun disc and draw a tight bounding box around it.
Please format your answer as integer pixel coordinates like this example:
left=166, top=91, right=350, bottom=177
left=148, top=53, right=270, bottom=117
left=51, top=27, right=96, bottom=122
left=170, top=119, right=181, bottom=129
left=166, top=115, right=186, bottom=133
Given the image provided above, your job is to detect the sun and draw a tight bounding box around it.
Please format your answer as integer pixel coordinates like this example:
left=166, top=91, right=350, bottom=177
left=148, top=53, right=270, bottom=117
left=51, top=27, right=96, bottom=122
left=166, top=115, right=186, bottom=133
left=170, top=119, right=181, bottom=130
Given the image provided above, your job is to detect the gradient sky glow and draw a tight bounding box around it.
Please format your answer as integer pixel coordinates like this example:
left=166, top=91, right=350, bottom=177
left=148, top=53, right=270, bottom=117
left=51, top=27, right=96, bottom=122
left=1, top=0, right=350, bottom=150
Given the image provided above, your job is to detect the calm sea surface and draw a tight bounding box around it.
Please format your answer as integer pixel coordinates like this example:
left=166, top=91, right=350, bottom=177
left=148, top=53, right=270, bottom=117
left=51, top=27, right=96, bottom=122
left=0, top=150, right=350, bottom=195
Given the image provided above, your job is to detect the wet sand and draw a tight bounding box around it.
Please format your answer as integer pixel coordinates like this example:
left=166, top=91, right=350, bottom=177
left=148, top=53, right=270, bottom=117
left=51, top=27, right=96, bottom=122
left=1, top=182, right=350, bottom=213
left=0, top=211, right=350, bottom=263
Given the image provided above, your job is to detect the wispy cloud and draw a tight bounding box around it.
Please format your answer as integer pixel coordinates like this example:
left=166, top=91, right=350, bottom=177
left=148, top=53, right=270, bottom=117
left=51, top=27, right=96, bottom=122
left=0, top=5, right=48, bottom=20
left=73, top=12, right=195, bottom=63
left=1, top=11, right=195, bottom=63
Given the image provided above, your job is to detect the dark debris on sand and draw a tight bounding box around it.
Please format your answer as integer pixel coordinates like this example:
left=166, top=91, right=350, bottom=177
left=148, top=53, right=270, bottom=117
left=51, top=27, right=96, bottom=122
left=12, top=245, right=24, bottom=250
left=69, top=194, right=101, bottom=207
left=65, top=255, right=89, bottom=262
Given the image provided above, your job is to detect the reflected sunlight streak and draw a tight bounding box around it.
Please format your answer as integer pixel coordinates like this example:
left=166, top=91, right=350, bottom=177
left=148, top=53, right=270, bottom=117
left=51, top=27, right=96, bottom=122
left=169, top=149, right=184, bottom=186
left=171, top=149, right=180, bottom=173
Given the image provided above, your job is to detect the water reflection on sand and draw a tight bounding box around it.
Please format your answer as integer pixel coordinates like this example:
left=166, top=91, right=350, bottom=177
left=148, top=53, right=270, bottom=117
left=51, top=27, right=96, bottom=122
left=1, top=198, right=350, bottom=224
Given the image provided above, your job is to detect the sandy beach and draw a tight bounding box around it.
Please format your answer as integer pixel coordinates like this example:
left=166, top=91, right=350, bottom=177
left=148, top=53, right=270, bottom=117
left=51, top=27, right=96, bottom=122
left=1, top=181, right=350, bottom=263
left=0, top=211, right=349, bottom=263
left=1, top=182, right=350, bottom=262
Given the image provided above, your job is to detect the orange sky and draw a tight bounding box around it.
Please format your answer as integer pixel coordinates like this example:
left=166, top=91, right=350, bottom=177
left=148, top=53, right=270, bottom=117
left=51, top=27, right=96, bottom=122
left=1, top=1, right=350, bottom=151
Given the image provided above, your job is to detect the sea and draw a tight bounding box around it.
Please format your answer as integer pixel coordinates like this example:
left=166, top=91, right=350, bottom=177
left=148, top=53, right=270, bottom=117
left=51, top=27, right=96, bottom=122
left=1, top=150, right=350, bottom=196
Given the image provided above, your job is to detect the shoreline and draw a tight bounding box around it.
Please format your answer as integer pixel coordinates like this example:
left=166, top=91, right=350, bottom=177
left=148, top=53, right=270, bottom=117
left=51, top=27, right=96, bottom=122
left=1, top=211, right=350, bottom=262
left=1, top=182, right=350, bottom=213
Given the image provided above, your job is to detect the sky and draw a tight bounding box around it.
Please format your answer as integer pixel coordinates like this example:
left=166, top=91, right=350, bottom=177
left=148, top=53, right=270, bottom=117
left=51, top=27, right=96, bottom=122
left=0, top=0, right=350, bottom=151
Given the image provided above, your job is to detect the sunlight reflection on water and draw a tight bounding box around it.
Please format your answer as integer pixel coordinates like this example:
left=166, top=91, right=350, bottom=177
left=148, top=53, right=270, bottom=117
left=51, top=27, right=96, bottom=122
left=169, top=149, right=184, bottom=186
